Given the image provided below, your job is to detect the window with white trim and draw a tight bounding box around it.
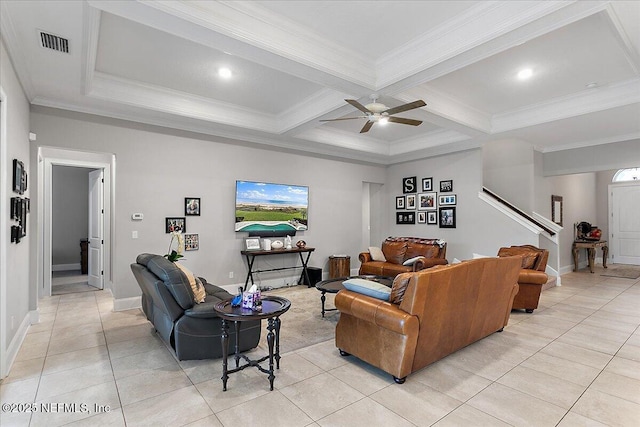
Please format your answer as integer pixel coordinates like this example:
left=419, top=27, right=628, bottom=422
left=612, top=168, right=640, bottom=182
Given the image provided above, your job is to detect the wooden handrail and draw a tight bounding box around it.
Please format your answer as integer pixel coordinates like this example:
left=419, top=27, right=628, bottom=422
left=482, top=187, right=556, bottom=236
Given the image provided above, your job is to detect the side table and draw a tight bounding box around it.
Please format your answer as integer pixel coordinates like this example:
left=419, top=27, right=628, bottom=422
left=213, top=296, right=291, bottom=391
left=572, top=240, right=608, bottom=273
left=328, top=255, right=350, bottom=278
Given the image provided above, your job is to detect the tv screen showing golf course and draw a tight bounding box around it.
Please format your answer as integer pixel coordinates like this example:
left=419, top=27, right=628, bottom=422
left=235, top=180, right=308, bottom=233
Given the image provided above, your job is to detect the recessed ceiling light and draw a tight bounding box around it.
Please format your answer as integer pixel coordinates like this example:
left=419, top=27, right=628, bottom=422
left=517, top=68, right=533, bottom=80
left=218, top=67, right=232, bottom=79
left=586, top=82, right=598, bottom=89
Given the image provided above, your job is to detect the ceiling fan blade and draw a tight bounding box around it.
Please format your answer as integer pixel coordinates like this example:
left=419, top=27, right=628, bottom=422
left=346, top=99, right=371, bottom=114
left=383, top=100, right=426, bottom=116
left=387, top=116, right=423, bottom=126
left=360, top=121, right=374, bottom=133
left=319, top=116, right=365, bottom=122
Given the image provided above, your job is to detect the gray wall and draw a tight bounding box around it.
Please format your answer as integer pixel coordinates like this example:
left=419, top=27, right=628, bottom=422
left=543, top=139, right=640, bottom=176
left=483, top=138, right=535, bottom=212
left=30, top=107, right=386, bottom=301
left=1, top=39, right=31, bottom=350
left=52, top=166, right=91, bottom=266
left=386, top=149, right=538, bottom=260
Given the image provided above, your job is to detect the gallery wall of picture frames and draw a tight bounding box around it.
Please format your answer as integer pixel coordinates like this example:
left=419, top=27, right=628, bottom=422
left=396, top=176, right=457, bottom=228
left=164, top=197, right=201, bottom=250
left=10, top=159, right=29, bottom=243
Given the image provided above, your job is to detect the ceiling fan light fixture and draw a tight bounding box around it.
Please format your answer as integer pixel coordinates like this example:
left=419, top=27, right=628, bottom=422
left=379, top=116, right=389, bottom=125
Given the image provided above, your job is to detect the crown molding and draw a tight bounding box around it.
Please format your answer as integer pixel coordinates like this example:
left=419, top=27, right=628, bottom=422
left=540, top=132, right=640, bottom=153
left=389, top=130, right=472, bottom=156
left=298, top=126, right=389, bottom=156
left=493, top=78, right=640, bottom=133
left=127, top=0, right=376, bottom=90
left=277, top=88, right=350, bottom=134
left=88, top=72, right=276, bottom=133
left=81, top=4, right=101, bottom=95
left=376, top=1, right=572, bottom=89
left=604, top=2, right=640, bottom=74
left=0, top=1, right=35, bottom=100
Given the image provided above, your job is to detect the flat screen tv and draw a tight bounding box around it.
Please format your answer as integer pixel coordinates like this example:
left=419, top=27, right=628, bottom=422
left=235, top=180, right=308, bottom=236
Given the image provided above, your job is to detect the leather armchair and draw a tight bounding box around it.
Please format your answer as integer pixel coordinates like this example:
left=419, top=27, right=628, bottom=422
left=131, top=254, right=261, bottom=360
left=497, top=245, right=549, bottom=313
left=359, top=237, right=448, bottom=277
left=336, top=256, right=521, bottom=383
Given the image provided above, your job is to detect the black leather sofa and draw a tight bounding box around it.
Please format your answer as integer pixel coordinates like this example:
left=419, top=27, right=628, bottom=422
left=131, top=253, right=261, bottom=360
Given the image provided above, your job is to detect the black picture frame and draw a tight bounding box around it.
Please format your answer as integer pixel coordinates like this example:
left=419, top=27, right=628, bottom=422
left=185, top=197, right=201, bottom=216
left=439, top=194, right=457, bottom=206
left=395, top=196, right=405, bottom=210
left=13, top=159, right=24, bottom=194
left=396, top=211, right=416, bottom=224
left=427, top=211, right=438, bottom=225
left=20, top=198, right=27, bottom=237
left=422, top=177, right=433, bottom=192
left=439, top=207, right=456, bottom=228
left=417, top=211, right=426, bottom=224
left=406, top=194, right=416, bottom=210
left=551, top=195, right=563, bottom=226
left=440, top=180, right=453, bottom=193
left=402, top=176, right=417, bottom=194
left=184, top=233, right=199, bottom=251
left=166, top=217, right=186, bottom=233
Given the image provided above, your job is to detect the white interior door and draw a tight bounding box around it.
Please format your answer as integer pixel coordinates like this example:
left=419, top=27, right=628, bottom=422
left=88, top=169, right=104, bottom=289
left=610, top=183, right=640, bottom=265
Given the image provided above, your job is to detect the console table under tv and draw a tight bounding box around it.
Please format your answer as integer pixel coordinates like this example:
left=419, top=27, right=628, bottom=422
left=241, top=247, right=315, bottom=291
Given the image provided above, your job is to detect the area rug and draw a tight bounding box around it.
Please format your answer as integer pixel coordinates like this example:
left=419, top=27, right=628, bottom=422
left=600, top=266, right=640, bottom=280
left=256, top=285, right=339, bottom=354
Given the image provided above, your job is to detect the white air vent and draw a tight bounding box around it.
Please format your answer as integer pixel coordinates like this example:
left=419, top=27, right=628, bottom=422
left=39, top=31, right=69, bottom=53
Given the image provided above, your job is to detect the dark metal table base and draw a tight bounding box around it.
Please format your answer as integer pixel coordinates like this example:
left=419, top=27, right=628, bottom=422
left=220, top=317, right=282, bottom=391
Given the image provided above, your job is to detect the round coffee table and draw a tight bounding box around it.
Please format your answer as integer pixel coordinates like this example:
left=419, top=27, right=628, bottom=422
left=214, top=296, right=291, bottom=391
left=315, top=275, right=393, bottom=317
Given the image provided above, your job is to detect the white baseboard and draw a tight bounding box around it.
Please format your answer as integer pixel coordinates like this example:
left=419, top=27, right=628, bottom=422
left=218, top=274, right=305, bottom=294
left=113, top=296, right=141, bottom=312
left=1, top=311, right=32, bottom=379
left=52, top=263, right=81, bottom=271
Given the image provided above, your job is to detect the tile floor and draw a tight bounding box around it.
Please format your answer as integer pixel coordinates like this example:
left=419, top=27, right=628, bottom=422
left=1, top=266, right=639, bottom=426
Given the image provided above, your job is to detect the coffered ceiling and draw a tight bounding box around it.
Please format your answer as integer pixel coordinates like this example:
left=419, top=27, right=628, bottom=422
left=2, top=1, right=639, bottom=164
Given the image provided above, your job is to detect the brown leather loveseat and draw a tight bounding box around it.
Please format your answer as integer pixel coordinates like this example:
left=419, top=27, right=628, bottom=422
left=497, top=245, right=549, bottom=313
left=335, top=256, right=521, bottom=383
left=359, top=236, right=448, bottom=277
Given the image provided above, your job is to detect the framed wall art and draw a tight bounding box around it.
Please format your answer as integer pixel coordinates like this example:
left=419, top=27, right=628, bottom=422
left=427, top=211, right=438, bottom=225
left=439, top=207, right=456, bottom=228
left=422, top=177, right=433, bottom=192
left=396, top=211, right=416, bottom=224
left=395, top=196, right=405, bottom=210
left=13, top=159, right=24, bottom=194
left=439, top=194, right=457, bottom=206
left=166, top=217, right=186, bottom=233
left=185, top=197, right=200, bottom=216
left=440, top=180, right=453, bottom=192
left=551, top=195, right=563, bottom=226
left=184, top=233, right=199, bottom=251
left=418, top=192, right=437, bottom=210
left=245, top=237, right=261, bottom=251
left=417, top=211, right=426, bottom=224
left=402, top=176, right=417, bottom=193
left=406, top=194, right=416, bottom=209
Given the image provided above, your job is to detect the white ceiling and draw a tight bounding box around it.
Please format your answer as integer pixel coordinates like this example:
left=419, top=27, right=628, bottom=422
left=1, top=0, right=639, bottom=165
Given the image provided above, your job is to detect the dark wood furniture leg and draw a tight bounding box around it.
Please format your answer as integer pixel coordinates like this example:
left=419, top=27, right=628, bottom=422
left=266, top=318, right=275, bottom=391
left=602, top=244, right=609, bottom=268
left=221, top=319, right=229, bottom=391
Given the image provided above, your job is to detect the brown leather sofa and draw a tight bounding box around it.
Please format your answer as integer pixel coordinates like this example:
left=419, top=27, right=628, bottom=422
left=497, top=245, right=549, bottom=313
left=358, top=237, right=448, bottom=277
left=335, top=256, right=521, bottom=383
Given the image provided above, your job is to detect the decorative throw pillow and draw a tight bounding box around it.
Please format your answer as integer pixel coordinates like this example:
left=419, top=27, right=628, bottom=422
left=175, top=262, right=206, bottom=303
left=389, top=272, right=412, bottom=304
left=368, top=247, right=386, bottom=262
left=382, top=241, right=407, bottom=265
left=343, top=278, right=391, bottom=301
left=519, top=252, right=538, bottom=269
left=402, top=256, right=423, bottom=266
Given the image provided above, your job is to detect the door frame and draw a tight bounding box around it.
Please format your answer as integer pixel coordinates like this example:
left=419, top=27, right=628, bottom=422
left=608, top=181, right=640, bottom=265
left=87, top=168, right=104, bottom=289
left=37, top=147, right=114, bottom=297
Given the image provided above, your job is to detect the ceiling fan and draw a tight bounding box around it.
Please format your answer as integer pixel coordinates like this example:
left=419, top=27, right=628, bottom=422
left=320, top=94, right=426, bottom=133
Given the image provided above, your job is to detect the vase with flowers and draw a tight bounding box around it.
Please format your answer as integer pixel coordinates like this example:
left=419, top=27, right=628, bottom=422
left=165, top=231, right=185, bottom=262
